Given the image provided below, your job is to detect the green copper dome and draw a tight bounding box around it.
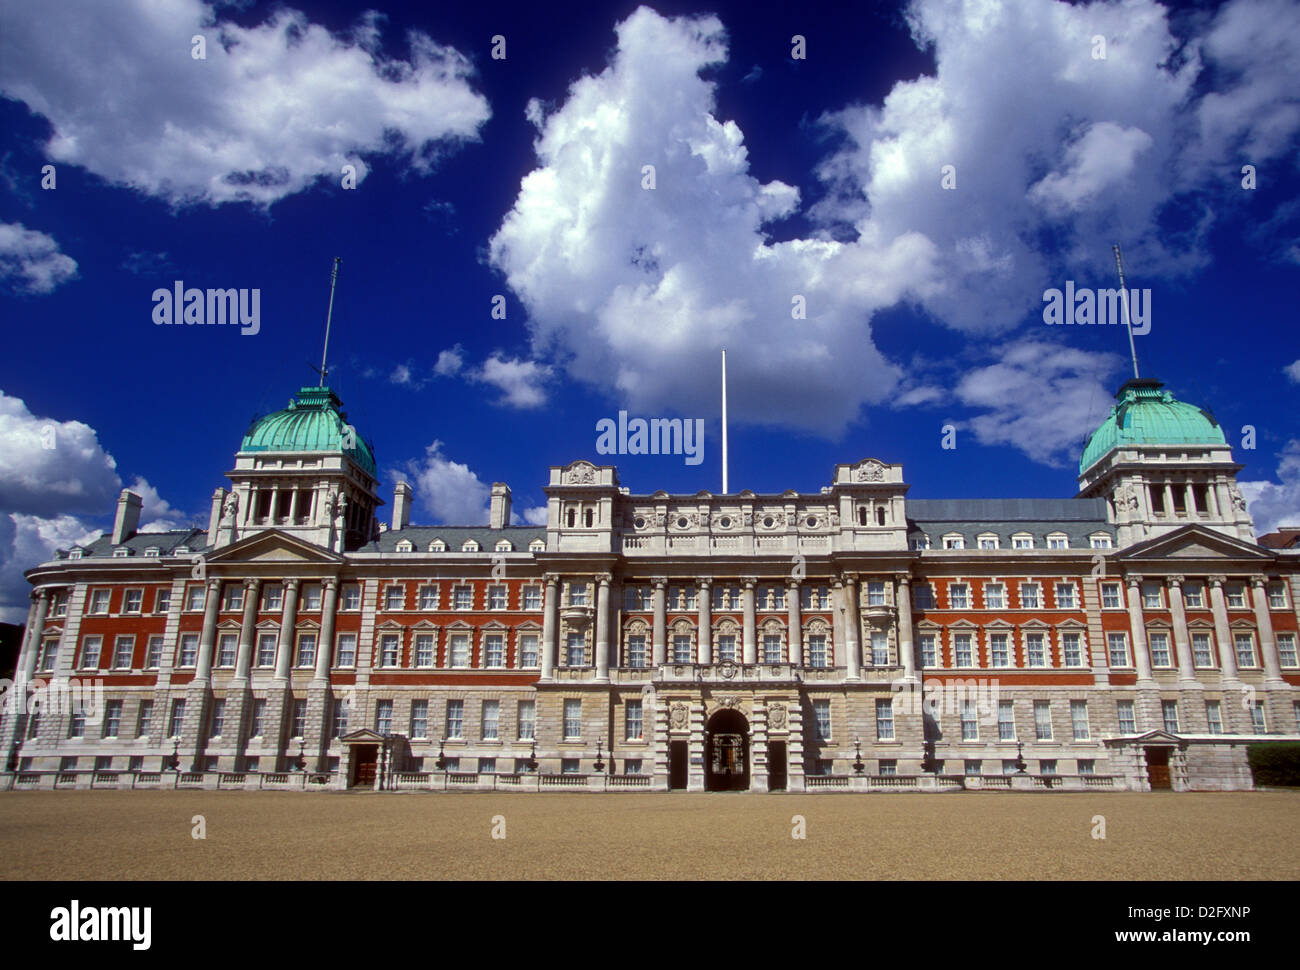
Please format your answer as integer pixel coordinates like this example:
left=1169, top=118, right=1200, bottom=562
left=240, top=386, right=376, bottom=476
left=1079, top=378, right=1224, bottom=475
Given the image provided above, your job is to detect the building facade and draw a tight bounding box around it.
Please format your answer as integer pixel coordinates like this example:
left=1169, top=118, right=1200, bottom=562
left=3, top=378, right=1298, bottom=793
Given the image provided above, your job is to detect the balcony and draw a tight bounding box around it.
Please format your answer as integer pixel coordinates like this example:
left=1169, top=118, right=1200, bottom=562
left=561, top=604, right=593, bottom=624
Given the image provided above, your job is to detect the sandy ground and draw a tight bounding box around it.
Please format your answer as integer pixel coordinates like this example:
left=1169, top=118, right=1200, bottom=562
left=1, top=790, right=1296, bottom=880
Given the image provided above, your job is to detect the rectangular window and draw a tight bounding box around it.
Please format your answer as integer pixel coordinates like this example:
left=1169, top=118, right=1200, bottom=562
left=1148, top=631, right=1171, bottom=667
left=672, top=635, right=691, bottom=664
left=1040, top=759, right=1057, bottom=776
left=341, top=584, right=361, bottom=610
left=216, top=633, right=236, bottom=668
left=1107, top=632, right=1129, bottom=667
left=624, top=586, right=646, bottom=611
left=1019, top=584, right=1041, bottom=609
left=517, top=700, right=536, bottom=741
left=869, top=630, right=888, bottom=666
left=449, top=634, right=470, bottom=668
left=519, top=633, right=539, bottom=668
left=414, top=634, right=434, bottom=667
left=625, top=759, right=643, bottom=775
left=997, top=700, right=1015, bottom=740
left=879, top=760, right=897, bottom=776
left=624, top=634, right=647, bottom=667
left=626, top=699, right=644, bottom=740
left=301, top=584, right=322, bottom=611
left=1143, top=584, right=1162, bottom=608
left=1183, top=584, right=1204, bottom=608
left=250, top=699, right=266, bottom=738
left=379, top=634, right=399, bottom=668
left=1162, top=699, right=1180, bottom=733
left=102, top=699, right=123, bottom=738
left=290, top=699, right=306, bottom=738
left=122, top=588, right=144, bottom=614
left=256, top=634, right=277, bottom=667
left=1205, top=700, right=1222, bottom=735
left=1062, top=632, right=1083, bottom=667
left=39, top=639, right=58, bottom=672
left=875, top=698, right=894, bottom=741
left=954, top=633, right=973, bottom=667
left=167, top=699, right=185, bottom=738
left=1012, top=536, right=1032, bottom=550
left=866, top=581, right=887, bottom=606
left=488, top=585, right=507, bottom=610
left=566, top=633, right=587, bottom=667
left=912, top=584, right=934, bottom=610
left=1117, top=699, right=1136, bottom=734
left=568, top=583, right=588, bottom=607
left=948, top=584, right=969, bottom=609
left=418, top=585, right=439, bottom=610
left=478, top=758, right=497, bottom=775
left=80, top=635, right=102, bottom=670
left=482, top=700, right=500, bottom=740
left=69, top=709, right=85, bottom=738
left=920, top=633, right=937, bottom=668
left=1267, top=582, right=1287, bottom=609
left=1070, top=700, right=1090, bottom=740
left=177, top=634, right=198, bottom=667
left=1033, top=700, right=1052, bottom=740
left=807, top=635, right=827, bottom=668
left=1101, top=582, right=1122, bottom=609
left=203, top=695, right=223, bottom=738
left=716, top=634, right=737, bottom=663
left=484, top=634, right=504, bottom=668
left=1078, top=759, right=1095, bottom=776
left=296, top=633, right=317, bottom=668
left=410, top=699, right=428, bottom=739
left=331, top=698, right=348, bottom=738
left=762, top=634, right=782, bottom=664
left=1226, top=584, right=1246, bottom=608
left=984, top=583, right=1005, bottom=609
left=186, top=585, right=206, bottom=612
left=137, top=700, right=153, bottom=738
left=89, top=589, right=111, bottom=614
left=813, top=700, right=831, bottom=741
left=990, top=633, right=1009, bottom=667
left=1192, top=633, right=1215, bottom=667
left=561, top=759, right=580, bottom=775
left=335, top=633, right=356, bottom=668
left=112, top=635, right=134, bottom=669
left=1234, top=634, right=1256, bottom=668
left=375, top=699, right=393, bottom=735
left=960, top=700, right=978, bottom=741
left=1055, top=583, right=1077, bottom=609
left=384, top=586, right=405, bottom=611
left=1047, top=537, right=1067, bottom=550
left=263, top=585, right=283, bottom=611
left=978, top=537, right=997, bottom=550
left=563, top=699, right=582, bottom=739
left=1250, top=701, right=1266, bottom=733
left=964, top=759, right=982, bottom=775
left=451, top=586, right=471, bottom=610
left=1277, top=633, right=1297, bottom=667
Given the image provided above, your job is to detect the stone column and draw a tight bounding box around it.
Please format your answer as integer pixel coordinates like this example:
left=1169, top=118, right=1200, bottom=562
left=1205, top=480, right=1220, bottom=519
left=1163, top=482, right=1175, bottom=519
left=312, top=579, right=338, bottom=683
left=1183, top=483, right=1196, bottom=519
left=843, top=574, right=861, bottom=680
left=595, top=574, right=611, bottom=681
left=742, top=578, right=757, bottom=664
left=1251, top=578, right=1285, bottom=687
left=233, top=579, right=260, bottom=681
left=1208, top=577, right=1239, bottom=681
left=194, top=578, right=222, bottom=684
left=541, top=574, right=559, bottom=679
left=1125, top=575, right=1154, bottom=684
left=651, top=579, right=667, bottom=666
left=787, top=580, right=802, bottom=666
left=896, top=574, right=917, bottom=681
left=307, top=578, right=339, bottom=771
left=1214, top=483, right=1232, bottom=523
left=1167, top=576, right=1198, bottom=687
left=1, top=590, right=46, bottom=766
left=268, top=578, right=299, bottom=771
left=697, top=578, right=712, bottom=665
left=274, top=579, right=300, bottom=682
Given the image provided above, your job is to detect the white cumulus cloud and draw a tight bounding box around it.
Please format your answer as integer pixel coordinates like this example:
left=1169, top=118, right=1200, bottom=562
left=0, top=222, right=77, bottom=294
left=391, top=441, right=491, bottom=525
left=1239, top=439, right=1300, bottom=538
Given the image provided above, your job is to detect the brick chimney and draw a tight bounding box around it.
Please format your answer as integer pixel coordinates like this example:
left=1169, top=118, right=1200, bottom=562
left=392, top=482, right=412, bottom=531
left=112, top=489, right=143, bottom=544
left=489, top=483, right=512, bottom=529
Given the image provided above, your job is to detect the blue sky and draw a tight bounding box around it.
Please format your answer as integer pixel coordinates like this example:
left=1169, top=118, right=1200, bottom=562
left=1, top=0, right=1298, bottom=620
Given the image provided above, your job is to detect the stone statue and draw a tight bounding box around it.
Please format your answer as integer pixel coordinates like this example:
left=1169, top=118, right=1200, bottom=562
left=1229, top=484, right=1247, bottom=512
left=220, top=493, right=238, bottom=525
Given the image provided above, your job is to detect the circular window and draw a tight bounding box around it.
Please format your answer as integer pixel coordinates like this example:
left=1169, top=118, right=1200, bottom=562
left=719, top=516, right=731, bottom=528
left=806, top=516, right=818, bottom=528
left=634, top=516, right=645, bottom=529
left=677, top=517, right=689, bottom=528
left=763, top=516, right=774, bottom=528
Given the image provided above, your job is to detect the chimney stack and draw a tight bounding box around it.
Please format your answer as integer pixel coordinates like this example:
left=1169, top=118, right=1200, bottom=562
left=392, top=482, right=412, bottom=531
left=490, top=483, right=512, bottom=529
left=112, top=489, right=143, bottom=545
left=208, top=488, right=227, bottom=546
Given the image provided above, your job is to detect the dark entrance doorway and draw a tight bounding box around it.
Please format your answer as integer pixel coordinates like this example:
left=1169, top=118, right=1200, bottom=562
left=352, top=745, right=378, bottom=788
left=705, top=709, right=750, bottom=791
left=668, top=740, right=688, bottom=790
left=768, top=741, right=787, bottom=791
left=1145, top=747, right=1171, bottom=790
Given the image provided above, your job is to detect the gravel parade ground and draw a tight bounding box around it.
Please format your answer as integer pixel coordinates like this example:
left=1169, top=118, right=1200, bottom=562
left=1, top=790, right=1296, bottom=880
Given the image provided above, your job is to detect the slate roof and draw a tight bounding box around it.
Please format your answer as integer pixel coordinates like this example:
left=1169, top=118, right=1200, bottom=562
left=359, top=525, right=546, bottom=553
left=905, top=498, right=1112, bottom=548
left=57, top=529, right=210, bottom=559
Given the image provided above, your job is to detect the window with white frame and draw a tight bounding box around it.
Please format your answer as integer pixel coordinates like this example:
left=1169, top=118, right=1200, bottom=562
left=484, top=633, right=504, bottom=668
left=517, top=700, right=536, bottom=740
left=869, top=629, right=888, bottom=666
left=38, top=639, right=58, bottom=672
left=672, top=634, right=691, bottom=664
left=964, top=760, right=982, bottom=776
left=948, top=584, right=969, bottom=609
left=762, top=634, right=782, bottom=663
left=954, top=633, right=973, bottom=667
left=1046, top=534, right=1068, bottom=550
left=624, top=759, right=643, bottom=775
left=335, top=633, right=357, bottom=668
left=875, top=698, right=894, bottom=741
left=912, top=584, right=934, bottom=610
left=990, top=633, right=1010, bottom=667
left=123, top=589, right=144, bottom=614
left=103, top=699, right=123, bottom=738
left=301, top=584, right=322, bottom=611
left=715, top=633, right=737, bottom=663
left=291, top=699, right=307, bottom=738
left=482, top=700, right=499, bottom=740
left=625, top=699, right=643, bottom=740
left=263, top=585, right=283, bottom=611
left=1100, top=582, right=1123, bottom=609
left=1055, top=583, right=1077, bottom=609
left=568, top=582, right=588, bottom=607
left=383, top=586, right=404, bottom=611
left=453, top=585, right=473, bottom=610
left=997, top=700, right=1015, bottom=740
left=414, top=634, right=435, bottom=667
left=519, top=631, right=541, bottom=667
left=331, top=698, right=348, bottom=738
left=488, top=585, right=507, bottom=610
left=807, top=634, right=828, bottom=667
left=563, top=699, right=582, bottom=739
left=1182, top=583, right=1204, bottom=608
left=1116, top=699, right=1136, bottom=734
left=1192, top=632, right=1215, bottom=667
left=69, top=708, right=85, bottom=738
left=168, top=699, right=185, bottom=738
left=478, top=757, right=497, bottom=774
left=1070, top=700, right=1089, bottom=740
left=977, top=535, right=998, bottom=550
left=1012, top=534, right=1033, bottom=550
left=1162, top=699, right=1180, bottom=733
left=216, top=633, right=236, bottom=668
left=418, top=585, right=439, bottom=610
left=625, top=634, right=646, bottom=668
left=1278, top=633, right=1298, bottom=667
left=984, top=583, right=1005, bottom=609
left=1019, top=583, right=1041, bottom=609
left=137, top=700, right=153, bottom=738
left=911, top=536, right=930, bottom=551
left=920, top=633, right=937, bottom=668
left=762, top=585, right=787, bottom=610
left=88, top=589, right=111, bottom=614
left=154, top=588, right=172, bottom=613
left=296, top=633, right=317, bottom=668
left=1140, top=582, right=1162, bottom=609
left=1148, top=631, right=1171, bottom=667
left=1039, top=759, right=1057, bottom=775
left=813, top=700, right=831, bottom=741
left=1267, top=582, right=1288, bottom=609
left=524, top=585, right=542, bottom=610
left=341, top=584, right=361, bottom=610
left=1250, top=701, right=1266, bottom=733
left=449, top=634, right=469, bottom=668
left=960, top=700, right=978, bottom=741
left=1226, top=584, right=1247, bottom=608
left=444, top=700, right=463, bottom=739
left=624, top=586, right=647, bottom=611
left=461, top=540, right=480, bottom=552
left=1025, top=632, right=1047, bottom=667
left=112, top=635, right=134, bottom=669
left=1090, top=535, right=1112, bottom=549
left=177, top=634, right=198, bottom=667
left=943, top=535, right=964, bottom=550
left=1106, top=632, right=1130, bottom=667
left=378, top=634, right=399, bottom=668
left=1062, top=632, right=1084, bottom=667
left=375, top=699, right=393, bottom=735
left=1233, top=633, right=1256, bottom=668
left=566, top=632, right=587, bottom=667
left=145, top=636, right=162, bottom=670
left=410, top=699, right=428, bottom=738
left=879, top=759, right=897, bottom=776
left=1033, top=701, right=1052, bottom=740
left=1205, top=700, right=1222, bottom=735
left=865, top=581, right=887, bottom=606
left=185, top=585, right=206, bottom=612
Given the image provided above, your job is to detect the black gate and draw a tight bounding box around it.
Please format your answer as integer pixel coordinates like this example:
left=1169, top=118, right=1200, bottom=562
left=668, top=740, right=689, bottom=790
left=768, top=741, right=787, bottom=791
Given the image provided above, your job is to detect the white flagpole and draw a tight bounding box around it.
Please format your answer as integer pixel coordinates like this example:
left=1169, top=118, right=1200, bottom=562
left=721, top=348, right=729, bottom=494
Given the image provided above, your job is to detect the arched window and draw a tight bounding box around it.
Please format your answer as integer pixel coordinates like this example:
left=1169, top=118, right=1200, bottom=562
left=566, top=508, right=576, bottom=528
left=858, top=507, right=868, bottom=526
left=584, top=508, right=594, bottom=528
left=876, top=507, right=886, bottom=526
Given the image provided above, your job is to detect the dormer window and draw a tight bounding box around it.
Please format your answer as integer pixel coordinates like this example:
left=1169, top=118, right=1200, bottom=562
left=976, top=534, right=999, bottom=550
left=69, top=549, right=83, bottom=560
left=1046, top=533, right=1069, bottom=549
left=144, top=546, right=161, bottom=557
left=942, top=534, right=964, bottom=550
left=113, top=547, right=130, bottom=558
left=495, top=539, right=513, bottom=552
left=429, top=539, right=446, bottom=552
left=173, top=546, right=189, bottom=556
left=1011, top=534, right=1033, bottom=549
left=462, top=539, right=480, bottom=553
left=529, top=539, right=545, bottom=552
left=395, top=540, right=413, bottom=553
left=1089, top=534, right=1112, bottom=549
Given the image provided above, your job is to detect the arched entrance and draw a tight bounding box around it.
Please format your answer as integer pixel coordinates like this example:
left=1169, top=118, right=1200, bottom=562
left=705, top=708, right=750, bottom=791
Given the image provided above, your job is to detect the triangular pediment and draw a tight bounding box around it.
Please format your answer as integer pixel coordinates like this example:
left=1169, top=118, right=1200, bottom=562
left=339, top=728, right=385, bottom=744
left=1105, top=728, right=1184, bottom=746
left=205, top=529, right=343, bottom=565
left=1115, top=525, right=1274, bottom=564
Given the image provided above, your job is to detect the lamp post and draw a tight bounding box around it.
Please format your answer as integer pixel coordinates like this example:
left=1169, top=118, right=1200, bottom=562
left=293, top=739, right=306, bottom=772
left=1015, top=740, right=1027, bottom=774
left=593, top=737, right=605, bottom=774
left=164, top=739, right=180, bottom=772
left=526, top=741, right=538, bottom=773
left=435, top=738, right=447, bottom=771
left=853, top=737, right=865, bottom=775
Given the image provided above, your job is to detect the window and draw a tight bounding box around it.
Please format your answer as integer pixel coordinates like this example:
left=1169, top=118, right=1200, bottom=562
left=1107, top=632, right=1130, bottom=667
left=716, top=634, right=737, bottom=663
left=1249, top=701, right=1266, bottom=733
left=519, top=633, right=539, bottom=668
left=263, top=585, right=283, bottom=611
left=39, top=639, right=58, bottom=672
left=478, top=758, right=497, bottom=775
left=137, top=700, right=153, bottom=737
left=1141, top=583, right=1162, bottom=609
left=624, top=586, right=647, bottom=611
left=869, top=630, right=888, bottom=666
left=1078, top=759, right=1095, bottom=775
left=168, top=699, right=186, bottom=738
left=1277, top=633, right=1297, bottom=667
left=524, top=585, right=542, bottom=610
left=879, top=759, right=897, bottom=776
left=482, top=701, right=500, bottom=740
left=415, top=585, right=438, bottom=611
left=331, top=698, right=348, bottom=738
left=295, top=633, right=317, bottom=668
left=1055, top=583, right=1076, bottom=609
left=762, top=635, right=782, bottom=663
left=88, top=589, right=111, bottom=614
left=626, top=699, right=644, bottom=740
left=250, top=699, right=267, bottom=737
left=69, top=708, right=85, bottom=738
left=1192, top=632, right=1215, bottom=667
left=375, top=699, right=393, bottom=734
left=1062, top=632, right=1084, bottom=667
left=1090, top=535, right=1112, bottom=549
left=997, top=700, right=1015, bottom=740
left=1161, top=699, right=1181, bottom=733
left=977, top=536, right=998, bottom=550
left=1002, top=760, right=1018, bottom=775
left=1205, top=700, right=1222, bottom=735
left=563, top=699, right=582, bottom=739
left=341, top=584, right=361, bottom=610
left=1012, top=534, right=1033, bottom=550
left=813, top=700, right=831, bottom=741
left=1046, top=535, right=1068, bottom=550
left=112, top=636, right=134, bottom=669
left=413, top=634, right=434, bottom=668
left=290, top=699, right=306, bottom=738
left=378, top=634, right=400, bottom=668
left=990, top=633, right=1010, bottom=667
left=1033, top=700, right=1052, bottom=740
left=954, top=633, right=973, bottom=667
left=1039, top=759, right=1057, bottom=776
left=186, top=585, right=206, bottom=612
left=123, top=589, right=144, bottom=614
left=1116, top=700, right=1135, bottom=734
left=1019, top=583, right=1041, bottom=609
left=410, top=700, right=428, bottom=738
left=960, top=700, right=978, bottom=741
left=625, top=759, right=643, bottom=775
left=488, top=585, right=507, bottom=610
left=948, top=584, right=969, bottom=609
left=1234, top=633, right=1256, bottom=668
left=453, top=586, right=472, bottom=610
left=1267, top=582, right=1287, bottom=609
left=301, top=584, right=322, bottom=611
left=568, top=583, right=588, bottom=607
left=561, top=758, right=580, bottom=775
left=1148, top=631, right=1171, bottom=667
left=1070, top=700, right=1089, bottom=740
left=1226, top=584, right=1247, bottom=609
left=79, top=635, right=101, bottom=670
left=964, top=759, right=982, bottom=776
left=517, top=700, right=536, bottom=741
left=1101, top=582, right=1122, bottom=609
left=216, top=633, right=236, bottom=668
left=384, top=586, right=405, bottom=611
left=566, top=632, right=587, bottom=667
left=102, top=700, right=123, bottom=738
left=866, top=581, right=887, bottom=606
left=920, top=634, right=937, bottom=668
left=672, top=634, right=691, bottom=664
left=875, top=698, right=894, bottom=741
left=483, top=633, right=504, bottom=668
left=984, top=583, right=1005, bottom=609
left=912, top=584, right=934, bottom=609
left=335, top=633, right=357, bottom=668
left=1183, top=583, right=1204, bottom=608
left=911, top=536, right=930, bottom=551
left=807, top=634, right=828, bottom=668
left=450, top=634, right=470, bottom=668
left=626, top=634, right=647, bottom=668
left=943, top=535, right=964, bottom=550
left=256, top=633, right=277, bottom=667
left=763, top=585, right=786, bottom=610
left=177, top=634, right=198, bottom=667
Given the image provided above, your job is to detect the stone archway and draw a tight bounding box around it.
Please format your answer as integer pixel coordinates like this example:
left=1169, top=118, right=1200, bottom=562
left=705, top=708, right=749, bottom=791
